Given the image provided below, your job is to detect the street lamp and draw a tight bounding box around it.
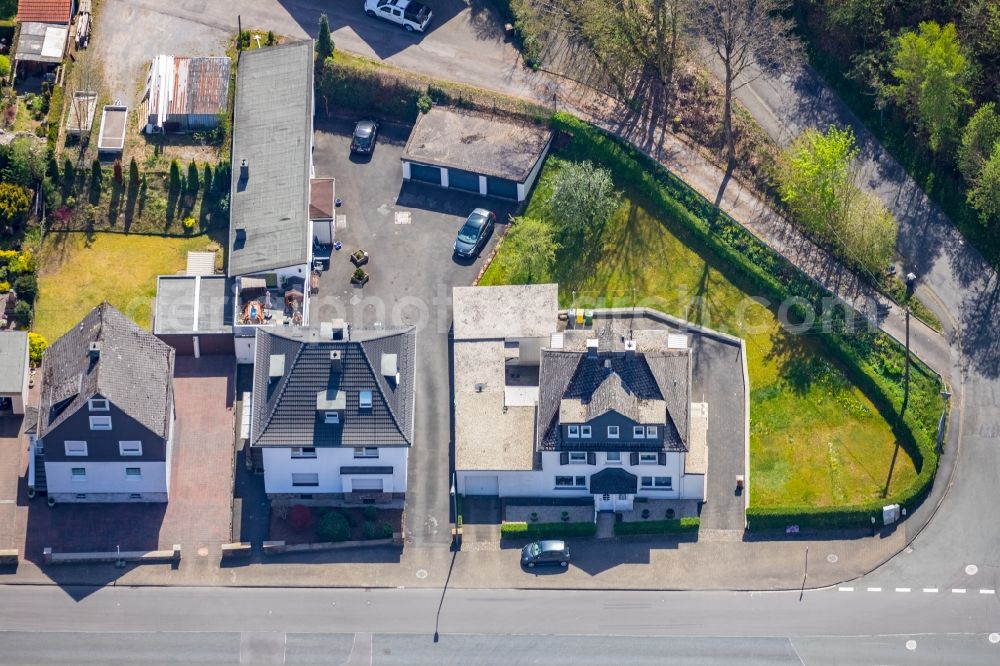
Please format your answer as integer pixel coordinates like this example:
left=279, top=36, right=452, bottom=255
left=450, top=473, right=458, bottom=551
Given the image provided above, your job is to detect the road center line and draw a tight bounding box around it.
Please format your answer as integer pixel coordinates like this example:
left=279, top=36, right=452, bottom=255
left=895, top=588, right=911, bottom=593
left=979, top=589, right=995, bottom=595
left=952, top=589, right=966, bottom=594
left=838, top=587, right=854, bottom=592
left=867, top=587, right=882, bottom=592
left=922, top=588, right=938, bottom=593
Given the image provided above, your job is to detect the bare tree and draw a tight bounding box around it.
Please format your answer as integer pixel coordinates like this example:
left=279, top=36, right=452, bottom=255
left=694, top=0, right=799, bottom=170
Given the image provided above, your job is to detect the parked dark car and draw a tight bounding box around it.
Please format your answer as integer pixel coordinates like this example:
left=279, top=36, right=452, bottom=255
left=521, top=540, right=570, bottom=569
left=351, top=119, right=379, bottom=154
left=453, top=208, right=496, bottom=258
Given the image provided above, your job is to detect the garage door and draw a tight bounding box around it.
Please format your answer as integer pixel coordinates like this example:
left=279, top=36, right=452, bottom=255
left=486, top=176, right=518, bottom=199
left=351, top=478, right=384, bottom=492
left=448, top=168, right=480, bottom=193
left=409, top=163, right=441, bottom=185
left=464, top=475, right=499, bottom=496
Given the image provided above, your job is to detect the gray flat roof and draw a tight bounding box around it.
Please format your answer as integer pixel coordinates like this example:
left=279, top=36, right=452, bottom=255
left=402, top=107, right=552, bottom=182
left=228, top=41, right=314, bottom=277
left=155, top=275, right=233, bottom=334
left=0, top=331, right=28, bottom=394
left=452, top=284, right=559, bottom=340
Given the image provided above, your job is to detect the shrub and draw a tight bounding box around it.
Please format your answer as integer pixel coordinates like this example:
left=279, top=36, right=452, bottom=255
left=0, top=183, right=30, bottom=226
left=316, top=510, right=350, bottom=542
left=500, top=521, right=597, bottom=539
left=614, top=518, right=700, bottom=536
left=128, top=158, right=140, bottom=189
left=13, top=300, right=32, bottom=327
left=0, top=281, right=8, bottom=292
left=317, top=14, right=334, bottom=60
left=13, top=273, right=37, bottom=302
left=169, top=160, right=181, bottom=193
left=1, top=136, right=46, bottom=187
left=362, top=521, right=377, bottom=540
left=0, top=55, right=9, bottom=79
left=288, top=504, right=312, bottom=532
left=182, top=216, right=197, bottom=232
left=560, top=510, right=570, bottom=522
left=28, top=332, right=47, bottom=366
left=416, top=92, right=432, bottom=114
left=266, top=30, right=276, bottom=46
left=90, top=159, right=103, bottom=193
left=363, top=505, right=378, bottom=522
left=546, top=160, right=621, bottom=240
left=187, top=161, right=200, bottom=194
left=378, top=521, right=394, bottom=539
left=641, top=508, right=650, bottom=520
left=529, top=511, right=539, bottom=523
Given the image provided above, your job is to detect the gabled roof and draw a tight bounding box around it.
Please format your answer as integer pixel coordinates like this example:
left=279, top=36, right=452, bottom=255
left=38, top=303, right=175, bottom=440
left=228, top=40, right=314, bottom=277
left=17, top=0, right=72, bottom=24
left=537, top=349, right=690, bottom=452
left=251, top=325, right=416, bottom=448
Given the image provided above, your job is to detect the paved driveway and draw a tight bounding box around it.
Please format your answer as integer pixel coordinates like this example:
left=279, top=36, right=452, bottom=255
left=311, top=117, right=515, bottom=548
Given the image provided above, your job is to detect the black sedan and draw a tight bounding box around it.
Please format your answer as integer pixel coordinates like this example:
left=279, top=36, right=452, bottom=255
left=453, top=208, right=496, bottom=258
left=350, top=119, right=379, bottom=154
left=520, top=540, right=570, bottom=569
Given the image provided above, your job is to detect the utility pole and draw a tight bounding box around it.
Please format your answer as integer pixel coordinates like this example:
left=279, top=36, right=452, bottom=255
left=903, top=272, right=916, bottom=414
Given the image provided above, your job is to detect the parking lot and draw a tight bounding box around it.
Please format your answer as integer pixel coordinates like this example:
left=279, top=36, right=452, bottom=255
left=311, top=117, right=517, bottom=547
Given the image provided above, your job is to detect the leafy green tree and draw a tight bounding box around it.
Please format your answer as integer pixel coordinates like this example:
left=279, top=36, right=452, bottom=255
left=28, top=332, right=47, bottom=367
left=12, top=300, right=32, bottom=327
left=317, top=14, right=334, bottom=62
left=0, top=183, right=30, bottom=227
left=13, top=273, right=37, bottom=302
left=888, top=21, right=971, bottom=153
left=493, top=217, right=559, bottom=283
left=2, top=137, right=46, bottom=187
left=202, top=163, right=214, bottom=197
left=967, top=150, right=1000, bottom=231
left=778, top=126, right=858, bottom=238
left=957, top=103, right=1000, bottom=183
left=546, top=160, right=621, bottom=239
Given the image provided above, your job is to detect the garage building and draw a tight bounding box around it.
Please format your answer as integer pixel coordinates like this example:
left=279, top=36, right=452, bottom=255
left=154, top=273, right=234, bottom=356
left=401, top=107, right=552, bottom=202
left=0, top=331, right=30, bottom=415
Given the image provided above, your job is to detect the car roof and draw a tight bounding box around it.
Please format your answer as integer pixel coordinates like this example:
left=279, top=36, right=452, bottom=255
left=538, top=540, right=566, bottom=551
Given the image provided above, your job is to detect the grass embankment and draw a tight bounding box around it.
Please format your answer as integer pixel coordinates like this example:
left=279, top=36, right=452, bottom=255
left=483, top=127, right=943, bottom=513
left=34, top=232, right=220, bottom=340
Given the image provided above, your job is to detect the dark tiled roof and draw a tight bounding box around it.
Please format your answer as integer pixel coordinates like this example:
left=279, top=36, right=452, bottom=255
left=251, top=326, right=416, bottom=448
left=589, top=467, right=638, bottom=495
left=38, top=303, right=175, bottom=439
left=537, top=350, right=689, bottom=452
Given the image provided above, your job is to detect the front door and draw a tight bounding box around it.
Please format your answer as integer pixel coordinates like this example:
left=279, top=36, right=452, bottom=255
left=595, top=493, right=614, bottom=512
left=614, top=494, right=634, bottom=512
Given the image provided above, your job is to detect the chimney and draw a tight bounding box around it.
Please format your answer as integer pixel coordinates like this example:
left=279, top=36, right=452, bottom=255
left=585, top=338, right=599, bottom=360
left=624, top=339, right=637, bottom=357
left=240, top=159, right=249, bottom=181
left=329, top=349, right=343, bottom=374
left=88, top=341, right=101, bottom=361
left=268, top=354, right=285, bottom=379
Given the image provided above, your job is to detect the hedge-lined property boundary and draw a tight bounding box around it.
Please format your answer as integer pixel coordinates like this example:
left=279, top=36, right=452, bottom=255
left=500, top=521, right=597, bottom=539
left=614, top=518, right=700, bottom=536
left=548, top=113, right=944, bottom=530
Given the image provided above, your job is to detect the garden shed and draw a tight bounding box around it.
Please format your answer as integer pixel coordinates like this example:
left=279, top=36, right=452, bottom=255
left=0, top=331, right=30, bottom=415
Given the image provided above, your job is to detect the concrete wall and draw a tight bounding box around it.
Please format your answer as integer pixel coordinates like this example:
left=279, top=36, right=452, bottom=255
left=262, top=446, right=408, bottom=495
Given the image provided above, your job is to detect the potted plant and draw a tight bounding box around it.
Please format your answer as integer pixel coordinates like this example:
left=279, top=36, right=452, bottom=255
left=351, top=249, right=369, bottom=267
left=560, top=510, right=570, bottom=523
left=351, top=267, right=369, bottom=285
left=665, top=508, right=676, bottom=519
left=529, top=511, right=539, bottom=523
left=641, top=508, right=650, bottom=520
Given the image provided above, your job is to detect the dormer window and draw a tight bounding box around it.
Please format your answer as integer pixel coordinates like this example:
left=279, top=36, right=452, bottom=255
left=324, top=411, right=340, bottom=424
left=580, top=426, right=592, bottom=438
left=607, top=425, right=619, bottom=439
left=633, top=426, right=645, bottom=439
left=567, top=425, right=579, bottom=438
left=89, top=416, right=112, bottom=430
left=646, top=426, right=658, bottom=438
left=88, top=399, right=109, bottom=412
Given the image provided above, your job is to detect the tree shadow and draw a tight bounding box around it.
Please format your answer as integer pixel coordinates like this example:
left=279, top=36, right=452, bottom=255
left=106, top=180, right=123, bottom=226
left=123, top=179, right=138, bottom=232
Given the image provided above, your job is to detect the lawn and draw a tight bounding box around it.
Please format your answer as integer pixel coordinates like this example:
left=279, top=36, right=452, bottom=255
left=482, top=157, right=921, bottom=508
left=34, top=232, right=221, bottom=341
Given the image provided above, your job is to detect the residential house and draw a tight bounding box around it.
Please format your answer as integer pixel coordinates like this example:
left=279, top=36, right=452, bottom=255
left=228, top=41, right=316, bottom=362
left=141, top=55, right=232, bottom=133
left=0, top=331, right=30, bottom=415
left=32, top=303, right=176, bottom=503
left=453, top=284, right=708, bottom=512
left=248, top=321, right=415, bottom=503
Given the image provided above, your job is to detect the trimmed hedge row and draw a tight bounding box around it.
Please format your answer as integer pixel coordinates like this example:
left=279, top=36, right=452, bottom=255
left=500, top=521, right=597, bottom=539
left=548, top=112, right=944, bottom=530
left=614, top=518, right=700, bottom=536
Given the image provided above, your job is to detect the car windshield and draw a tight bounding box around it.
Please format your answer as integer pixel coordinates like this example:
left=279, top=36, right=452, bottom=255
left=528, top=543, right=542, bottom=557
left=457, top=219, right=483, bottom=243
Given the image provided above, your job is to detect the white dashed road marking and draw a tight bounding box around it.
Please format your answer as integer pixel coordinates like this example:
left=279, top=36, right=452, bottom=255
left=838, top=587, right=853, bottom=592
left=981, top=589, right=995, bottom=595
left=896, top=588, right=911, bottom=593
left=867, top=587, right=882, bottom=592
left=923, top=588, right=938, bottom=593
left=953, top=589, right=967, bottom=594
left=988, top=633, right=1000, bottom=644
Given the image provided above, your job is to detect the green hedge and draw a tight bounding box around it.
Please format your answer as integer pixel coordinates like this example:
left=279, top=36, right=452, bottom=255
left=46, top=85, right=64, bottom=157
left=614, top=517, right=700, bottom=536
left=549, top=113, right=944, bottom=531
left=500, top=521, right=597, bottom=539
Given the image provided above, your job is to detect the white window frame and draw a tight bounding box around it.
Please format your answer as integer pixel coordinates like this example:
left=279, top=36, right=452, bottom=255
left=291, top=447, right=317, bottom=459
left=118, top=441, right=142, bottom=456
left=567, top=425, right=579, bottom=439
left=654, top=476, right=673, bottom=489
left=639, top=452, right=658, bottom=464
left=640, top=476, right=653, bottom=488
left=353, top=447, right=378, bottom=459
left=580, top=425, right=592, bottom=438
left=568, top=451, right=587, bottom=463
left=88, top=398, right=109, bottom=412
left=646, top=426, right=658, bottom=438
left=64, top=440, right=88, bottom=457
left=291, top=472, right=320, bottom=487
left=71, top=467, right=86, bottom=482
left=125, top=467, right=142, bottom=480
left=554, top=475, right=586, bottom=488
left=607, top=425, right=619, bottom=439
left=89, top=415, right=112, bottom=431
left=606, top=451, right=621, bottom=464
left=633, top=426, right=645, bottom=439
left=324, top=411, right=340, bottom=424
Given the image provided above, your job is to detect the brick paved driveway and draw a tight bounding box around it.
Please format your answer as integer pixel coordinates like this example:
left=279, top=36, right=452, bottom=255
left=20, top=357, right=236, bottom=560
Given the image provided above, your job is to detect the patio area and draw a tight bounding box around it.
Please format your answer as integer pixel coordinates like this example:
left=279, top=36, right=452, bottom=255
left=236, top=276, right=306, bottom=327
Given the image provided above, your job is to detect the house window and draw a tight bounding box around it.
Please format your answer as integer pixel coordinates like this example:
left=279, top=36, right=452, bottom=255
left=71, top=467, right=86, bottom=482
left=125, top=467, right=142, bottom=480
left=581, top=426, right=592, bottom=438
left=555, top=476, right=586, bottom=488
left=359, top=391, right=373, bottom=409
left=606, top=452, right=621, bottom=464
left=646, top=426, right=658, bottom=438
left=119, top=441, right=142, bottom=456
left=75, top=494, right=87, bottom=500
left=568, top=451, right=587, bottom=463
left=64, top=440, right=88, bottom=456
left=567, top=425, right=579, bottom=438
left=292, top=473, right=319, bottom=487
left=641, top=476, right=653, bottom=488
left=88, top=399, right=109, bottom=412
left=633, top=426, right=645, bottom=438
left=354, top=447, right=378, bottom=459
left=89, top=416, right=112, bottom=430
left=324, top=411, right=340, bottom=424
left=291, top=447, right=317, bottom=459
left=655, top=476, right=673, bottom=489
left=607, top=425, right=619, bottom=439
left=129, top=493, right=142, bottom=500
left=639, top=452, right=658, bottom=464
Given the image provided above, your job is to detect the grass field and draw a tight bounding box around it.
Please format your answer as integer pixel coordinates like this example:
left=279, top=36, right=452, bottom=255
left=34, top=232, right=221, bottom=341
left=482, top=157, right=919, bottom=508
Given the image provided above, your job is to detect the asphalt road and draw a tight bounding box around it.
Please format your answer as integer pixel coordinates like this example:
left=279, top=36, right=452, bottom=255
left=1, top=585, right=998, bottom=664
